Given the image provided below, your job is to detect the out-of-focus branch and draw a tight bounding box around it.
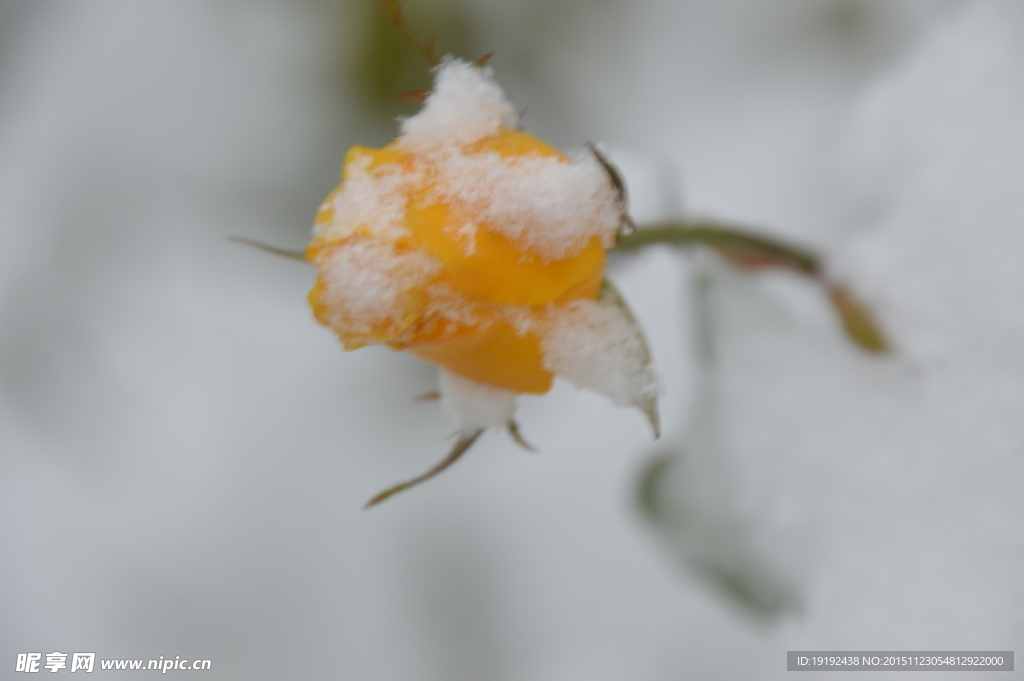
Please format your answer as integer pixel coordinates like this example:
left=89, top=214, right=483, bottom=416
left=376, top=0, right=442, bottom=67
left=617, top=221, right=889, bottom=354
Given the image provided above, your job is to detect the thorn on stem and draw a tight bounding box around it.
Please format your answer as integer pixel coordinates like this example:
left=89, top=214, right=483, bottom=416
left=228, top=236, right=308, bottom=263
left=396, top=89, right=431, bottom=102
left=826, top=283, right=890, bottom=354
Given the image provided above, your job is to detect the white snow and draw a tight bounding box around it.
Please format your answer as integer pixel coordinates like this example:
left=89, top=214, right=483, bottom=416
left=439, top=368, right=518, bottom=433
left=312, top=238, right=440, bottom=343
left=641, top=0, right=1024, bottom=654
left=541, top=286, right=659, bottom=434
left=315, top=153, right=412, bottom=244
left=399, top=57, right=517, bottom=148
left=429, top=147, right=621, bottom=259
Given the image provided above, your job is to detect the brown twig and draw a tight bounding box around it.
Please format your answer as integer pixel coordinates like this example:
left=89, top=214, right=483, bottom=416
left=376, top=0, right=442, bottom=67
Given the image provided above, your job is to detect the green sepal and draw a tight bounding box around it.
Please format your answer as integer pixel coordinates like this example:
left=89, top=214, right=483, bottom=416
left=364, top=429, right=483, bottom=508
left=506, top=420, right=537, bottom=452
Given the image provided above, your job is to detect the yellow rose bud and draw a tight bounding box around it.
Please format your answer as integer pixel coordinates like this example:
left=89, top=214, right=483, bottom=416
left=308, top=58, right=656, bottom=439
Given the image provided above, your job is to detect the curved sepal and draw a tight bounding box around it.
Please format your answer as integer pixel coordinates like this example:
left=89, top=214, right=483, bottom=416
left=364, top=429, right=483, bottom=508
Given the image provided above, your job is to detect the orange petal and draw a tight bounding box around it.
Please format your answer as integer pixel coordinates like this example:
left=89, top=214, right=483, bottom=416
left=403, top=127, right=604, bottom=306
left=468, top=129, right=565, bottom=159
left=405, top=201, right=605, bottom=306
left=406, top=324, right=553, bottom=394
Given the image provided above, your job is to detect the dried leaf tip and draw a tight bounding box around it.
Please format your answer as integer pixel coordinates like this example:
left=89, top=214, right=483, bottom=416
left=827, top=284, right=890, bottom=354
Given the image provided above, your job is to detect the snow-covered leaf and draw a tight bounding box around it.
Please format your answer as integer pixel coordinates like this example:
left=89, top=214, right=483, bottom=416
left=541, top=279, right=660, bottom=437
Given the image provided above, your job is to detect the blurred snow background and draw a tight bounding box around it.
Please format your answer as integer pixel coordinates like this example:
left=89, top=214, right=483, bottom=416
left=1, top=0, right=1022, bottom=679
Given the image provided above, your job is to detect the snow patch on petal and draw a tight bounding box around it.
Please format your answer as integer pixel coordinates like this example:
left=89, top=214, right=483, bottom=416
left=312, top=238, right=441, bottom=345
left=542, top=280, right=660, bottom=436
left=440, top=369, right=518, bottom=433
left=435, top=149, right=621, bottom=259
left=316, top=153, right=415, bottom=243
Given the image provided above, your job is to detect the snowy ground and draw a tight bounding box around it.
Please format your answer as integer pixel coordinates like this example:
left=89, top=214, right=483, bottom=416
left=1, top=1, right=1021, bottom=679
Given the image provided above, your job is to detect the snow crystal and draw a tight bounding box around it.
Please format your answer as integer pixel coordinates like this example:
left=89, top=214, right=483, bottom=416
left=399, top=58, right=517, bottom=148
left=440, top=368, right=518, bottom=432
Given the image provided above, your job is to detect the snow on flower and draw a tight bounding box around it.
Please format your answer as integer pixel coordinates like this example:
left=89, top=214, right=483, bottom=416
left=307, top=58, right=658, bottom=461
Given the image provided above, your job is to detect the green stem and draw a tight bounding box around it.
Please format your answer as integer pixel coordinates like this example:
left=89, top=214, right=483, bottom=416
left=617, top=221, right=820, bottom=275
left=506, top=420, right=537, bottom=452
left=618, top=221, right=889, bottom=354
